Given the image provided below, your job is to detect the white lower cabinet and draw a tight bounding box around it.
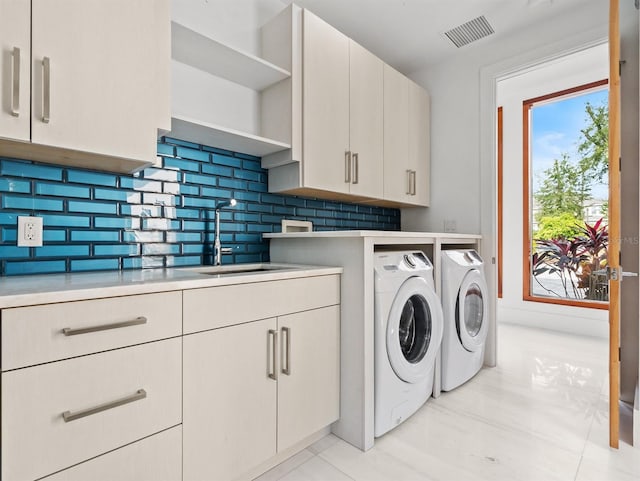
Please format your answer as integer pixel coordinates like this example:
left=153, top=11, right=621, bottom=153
left=42, top=426, right=182, bottom=481
left=1, top=273, right=341, bottom=481
left=183, top=317, right=278, bottom=481
left=277, top=306, right=340, bottom=452
left=1, top=338, right=182, bottom=481
left=183, top=292, right=340, bottom=480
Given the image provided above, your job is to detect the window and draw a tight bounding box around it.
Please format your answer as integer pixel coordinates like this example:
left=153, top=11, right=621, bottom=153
left=523, top=79, right=609, bottom=308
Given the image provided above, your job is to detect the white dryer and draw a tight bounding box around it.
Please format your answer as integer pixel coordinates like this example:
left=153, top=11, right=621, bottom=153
left=374, top=251, right=443, bottom=437
left=440, top=249, right=489, bottom=391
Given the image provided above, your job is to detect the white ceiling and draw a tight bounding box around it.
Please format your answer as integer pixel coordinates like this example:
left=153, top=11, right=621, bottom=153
left=279, top=0, right=601, bottom=74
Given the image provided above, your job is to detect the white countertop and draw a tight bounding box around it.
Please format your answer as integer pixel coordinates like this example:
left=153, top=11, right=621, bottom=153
left=0, top=263, right=342, bottom=309
left=264, top=230, right=481, bottom=240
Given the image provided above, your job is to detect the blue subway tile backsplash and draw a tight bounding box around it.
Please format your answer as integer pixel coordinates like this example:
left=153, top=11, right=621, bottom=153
left=0, top=137, right=400, bottom=276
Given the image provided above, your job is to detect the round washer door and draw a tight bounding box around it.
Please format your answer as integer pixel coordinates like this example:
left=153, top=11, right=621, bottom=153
left=456, top=269, right=489, bottom=352
left=386, top=276, right=443, bottom=384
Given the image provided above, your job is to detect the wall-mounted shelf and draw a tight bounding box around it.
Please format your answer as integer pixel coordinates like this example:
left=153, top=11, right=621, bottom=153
left=171, top=116, right=291, bottom=157
left=169, top=21, right=292, bottom=157
left=171, top=22, right=291, bottom=92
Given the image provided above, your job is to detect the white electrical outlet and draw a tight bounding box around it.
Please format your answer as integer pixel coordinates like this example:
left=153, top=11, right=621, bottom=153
left=444, top=219, right=457, bottom=233
left=17, top=216, right=43, bottom=247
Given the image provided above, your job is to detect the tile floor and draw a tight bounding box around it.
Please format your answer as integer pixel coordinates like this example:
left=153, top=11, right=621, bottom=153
left=255, top=323, right=640, bottom=480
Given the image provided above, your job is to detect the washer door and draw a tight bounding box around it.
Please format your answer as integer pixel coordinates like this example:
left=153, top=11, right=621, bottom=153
left=386, top=276, right=443, bottom=383
left=456, top=269, right=489, bottom=352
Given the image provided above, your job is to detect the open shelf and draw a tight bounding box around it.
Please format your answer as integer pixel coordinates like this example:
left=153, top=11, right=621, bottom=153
left=171, top=22, right=291, bottom=92
left=170, top=116, right=291, bottom=157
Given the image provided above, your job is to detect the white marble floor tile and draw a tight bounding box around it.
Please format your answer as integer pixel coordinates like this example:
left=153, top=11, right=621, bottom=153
left=308, top=433, right=341, bottom=455
left=253, top=449, right=315, bottom=481
left=317, top=437, right=435, bottom=481
left=278, top=455, right=355, bottom=481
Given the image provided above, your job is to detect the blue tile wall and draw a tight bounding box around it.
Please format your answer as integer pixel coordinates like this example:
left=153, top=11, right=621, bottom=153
left=0, top=137, right=400, bottom=276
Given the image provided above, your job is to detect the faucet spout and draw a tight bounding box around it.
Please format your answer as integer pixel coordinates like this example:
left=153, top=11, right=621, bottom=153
left=214, top=198, right=236, bottom=265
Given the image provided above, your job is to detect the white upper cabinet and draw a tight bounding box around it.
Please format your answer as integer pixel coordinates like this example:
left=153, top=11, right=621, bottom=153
left=383, top=67, right=430, bottom=207
left=302, top=9, right=351, bottom=194
left=409, top=79, right=430, bottom=206
left=383, top=64, right=410, bottom=204
left=263, top=7, right=427, bottom=208
left=348, top=41, right=384, bottom=199
left=0, top=0, right=30, bottom=142
left=0, top=0, right=170, bottom=173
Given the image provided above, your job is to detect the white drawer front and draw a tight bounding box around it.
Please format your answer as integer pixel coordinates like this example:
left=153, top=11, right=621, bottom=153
left=1, top=291, right=182, bottom=371
left=1, top=338, right=182, bottom=481
left=42, top=426, right=182, bottom=481
left=183, top=274, right=340, bottom=333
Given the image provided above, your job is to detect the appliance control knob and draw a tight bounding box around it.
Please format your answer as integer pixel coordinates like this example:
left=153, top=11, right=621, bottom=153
left=403, top=254, right=416, bottom=268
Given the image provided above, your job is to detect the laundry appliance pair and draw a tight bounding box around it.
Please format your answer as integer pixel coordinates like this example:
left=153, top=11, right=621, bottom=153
left=373, top=249, right=488, bottom=437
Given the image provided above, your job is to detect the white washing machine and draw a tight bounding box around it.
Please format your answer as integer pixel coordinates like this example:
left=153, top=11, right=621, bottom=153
left=440, top=249, right=489, bottom=391
left=374, top=251, right=443, bottom=437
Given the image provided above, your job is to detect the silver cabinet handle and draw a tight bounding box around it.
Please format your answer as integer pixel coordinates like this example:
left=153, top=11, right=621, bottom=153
left=268, top=329, right=278, bottom=380
left=42, top=57, right=50, bottom=123
left=62, top=316, right=147, bottom=336
left=406, top=170, right=412, bottom=195
left=62, top=389, right=147, bottom=423
left=281, top=326, right=291, bottom=375
left=411, top=170, right=417, bottom=195
left=344, top=151, right=352, bottom=183
left=11, top=47, right=20, bottom=117
left=352, top=153, right=359, bottom=184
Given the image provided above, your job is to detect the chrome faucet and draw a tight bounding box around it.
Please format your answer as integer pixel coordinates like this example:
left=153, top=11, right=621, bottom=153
left=214, top=198, right=236, bottom=265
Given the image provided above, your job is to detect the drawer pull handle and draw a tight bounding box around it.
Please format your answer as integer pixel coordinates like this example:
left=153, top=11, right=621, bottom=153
left=62, top=316, right=147, bottom=336
left=11, top=47, right=20, bottom=117
left=268, top=329, right=278, bottom=380
left=62, top=389, right=147, bottom=423
left=281, top=326, right=291, bottom=375
left=344, top=151, right=352, bottom=183
left=352, top=153, right=359, bottom=185
left=42, top=57, right=50, bottom=123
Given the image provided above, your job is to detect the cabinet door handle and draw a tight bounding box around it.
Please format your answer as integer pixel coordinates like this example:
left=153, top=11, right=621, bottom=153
left=268, top=329, right=278, bottom=380
left=62, top=316, right=147, bottom=336
left=10, top=47, right=20, bottom=117
left=62, top=389, right=147, bottom=423
left=411, top=170, right=417, bottom=195
left=42, top=57, right=51, bottom=123
left=281, top=326, right=291, bottom=375
left=406, top=170, right=412, bottom=195
left=352, top=153, right=359, bottom=184
left=344, top=151, right=352, bottom=183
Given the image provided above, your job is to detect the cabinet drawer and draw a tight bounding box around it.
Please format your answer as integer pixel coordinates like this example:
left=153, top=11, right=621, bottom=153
left=1, top=338, right=182, bottom=481
left=42, top=426, right=182, bottom=481
left=183, top=274, right=340, bottom=333
left=1, top=291, right=182, bottom=371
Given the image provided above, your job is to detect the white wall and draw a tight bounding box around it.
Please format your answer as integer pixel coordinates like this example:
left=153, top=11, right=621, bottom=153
left=496, top=44, right=609, bottom=338
left=402, top=0, right=608, bottom=236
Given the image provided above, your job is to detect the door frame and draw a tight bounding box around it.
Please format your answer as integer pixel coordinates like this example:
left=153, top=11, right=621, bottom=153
left=479, top=33, right=608, bottom=370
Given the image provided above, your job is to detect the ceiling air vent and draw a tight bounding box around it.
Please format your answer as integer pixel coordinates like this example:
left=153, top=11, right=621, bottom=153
left=444, top=16, right=495, bottom=48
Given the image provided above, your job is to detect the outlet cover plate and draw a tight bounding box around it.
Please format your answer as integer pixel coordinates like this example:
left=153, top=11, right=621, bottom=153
left=17, top=216, right=43, bottom=247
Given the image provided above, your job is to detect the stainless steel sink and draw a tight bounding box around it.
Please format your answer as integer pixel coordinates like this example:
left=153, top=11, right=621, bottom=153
left=181, top=264, right=290, bottom=276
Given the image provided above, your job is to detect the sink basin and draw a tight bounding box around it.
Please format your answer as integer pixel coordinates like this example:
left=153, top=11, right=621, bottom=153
left=181, top=264, right=290, bottom=276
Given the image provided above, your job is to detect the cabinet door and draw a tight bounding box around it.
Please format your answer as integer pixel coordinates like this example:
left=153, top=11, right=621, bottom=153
left=409, top=80, right=430, bottom=206
left=349, top=40, right=383, bottom=198
left=277, top=306, right=340, bottom=452
left=302, top=9, right=350, bottom=194
left=383, top=64, right=410, bottom=204
left=30, top=0, right=166, bottom=163
left=0, top=0, right=30, bottom=141
left=183, top=318, right=278, bottom=481
left=43, top=426, right=181, bottom=481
